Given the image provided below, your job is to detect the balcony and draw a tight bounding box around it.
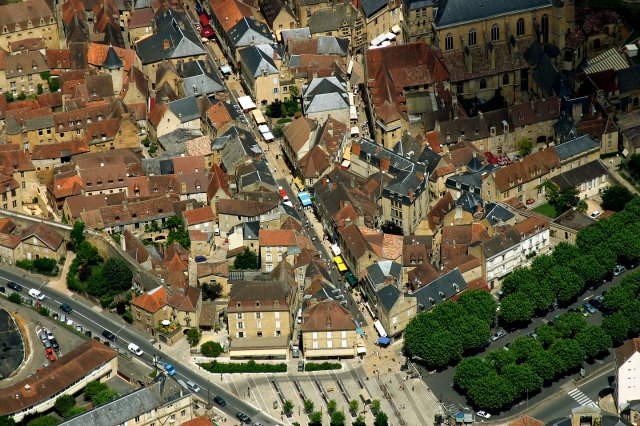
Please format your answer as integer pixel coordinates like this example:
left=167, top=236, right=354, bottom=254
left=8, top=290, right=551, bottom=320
left=155, top=320, right=182, bottom=345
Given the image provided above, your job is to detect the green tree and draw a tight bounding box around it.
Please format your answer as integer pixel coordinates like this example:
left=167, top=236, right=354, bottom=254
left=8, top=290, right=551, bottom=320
left=507, top=336, right=544, bottom=363
left=550, top=266, right=584, bottom=305
left=520, top=280, right=555, bottom=313
left=501, top=268, right=536, bottom=295
left=327, top=399, right=337, bottom=415
left=568, top=254, right=607, bottom=286
left=186, top=328, right=202, bottom=346
left=17, top=92, right=26, bottom=100
left=527, top=350, right=560, bottom=383
left=454, top=357, right=496, bottom=392
left=34, top=257, right=57, bottom=274
left=37, top=83, right=43, bottom=95
left=486, top=348, right=517, bottom=373
left=499, top=292, right=534, bottom=326
left=602, top=312, right=631, bottom=345
left=4, top=92, right=14, bottom=103
left=457, top=290, right=497, bottom=326
left=26, top=416, right=59, bottom=426
left=517, top=137, right=534, bottom=157
left=330, top=411, right=346, bottom=426
left=602, top=186, right=634, bottom=212
left=92, top=388, right=118, bottom=406
left=234, top=248, right=258, bottom=270
left=551, top=242, right=579, bottom=265
left=272, top=125, right=284, bottom=138
left=0, top=417, right=16, bottom=426
left=353, top=416, right=366, bottom=426
left=501, top=363, right=543, bottom=399
left=63, top=406, right=86, bottom=419
left=349, top=399, right=359, bottom=415
left=374, top=412, right=389, bottom=426
left=309, top=411, right=323, bottom=425
left=544, top=181, right=579, bottom=213
left=54, top=395, right=76, bottom=417
left=548, top=339, right=585, bottom=374
left=626, top=154, right=640, bottom=181
left=467, top=373, right=515, bottom=411
left=371, top=399, right=381, bottom=415
left=283, top=400, right=294, bottom=415
left=451, top=315, right=491, bottom=353
left=8, top=293, right=22, bottom=304
left=407, top=328, right=462, bottom=369
left=554, top=312, right=588, bottom=339
left=84, top=380, right=108, bottom=401
left=75, top=241, right=102, bottom=266
left=102, top=258, right=133, bottom=292
left=603, top=281, right=639, bottom=312
left=202, top=282, right=223, bottom=300
left=304, top=399, right=315, bottom=414
left=70, top=220, right=85, bottom=249
left=576, top=325, right=612, bottom=359
left=201, top=341, right=223, bottom=357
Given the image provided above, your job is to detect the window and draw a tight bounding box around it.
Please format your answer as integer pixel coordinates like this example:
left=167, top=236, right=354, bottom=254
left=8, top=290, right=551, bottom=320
left=256, top=312, right=262, bottom=319
left=491, top=24, right=499, bottom=41
left=275, top=311, right=280, bottom=319
left=257, top=321, right=262, bottom=329
left=503, top=73, right=509, bottom=85
left=257, top=331, right=263, bottom=337
left=517, top=18, right=525, bottom=36
left=275, top=320, right=281, bottom=329
left=541, top=15, right=549, bottom=43
left=181, top=410, right=186, bottom=417
left=312, top=332, right=318, bottom=339
left=238, top=331, right=244, bottom=338
left=480, top=78, right=487, bottom=89
left=237, top=322, right=244, bottom=329
left=327, top=339, right=333, bottom=348
left=327, top=331, right=332, bottom=339
left=342, top=339, right=347, bottom=348
left=468, top=28, right=477, bottom=46
left=342, top=331, right=347, bottom=338
left=445, top=33, right=453, bottom=51
left=237, top=313, right=243, bottom=319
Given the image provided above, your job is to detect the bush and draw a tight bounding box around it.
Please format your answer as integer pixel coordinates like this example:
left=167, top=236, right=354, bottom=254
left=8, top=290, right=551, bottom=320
left=201, top=341, right=223, bottom=357
left=8, top=293, right=22, bottom=304
left=122, top=311, right=133, bottom=324
left=38, top=306, right=50, bottom=316
left=186, top=328, right=202, bottom=346
left=277, top=117, right=292, bottom=124
left=304, top=362, right=342, bottom=372
left=199, top=360, right=287, bottom=373
left=54, top=395, right=76, bottom=417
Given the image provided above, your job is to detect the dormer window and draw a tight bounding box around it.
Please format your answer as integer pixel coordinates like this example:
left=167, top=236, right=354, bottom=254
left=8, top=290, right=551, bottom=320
left=453, top=283, right=460, bottom=292
left=255, top=301, right=260, bottom=307
left=439, top=291, right=445, bottom=298
left=519, top=113, right=524, bottom=120
left=428, top=297, right=435, bottom=304
left=237, top=302, right=241, bottom=308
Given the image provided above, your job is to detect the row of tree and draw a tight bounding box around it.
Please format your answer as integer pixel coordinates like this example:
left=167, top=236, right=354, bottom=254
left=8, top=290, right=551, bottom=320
left=404, top=290, right=497, bottom=369
left=455, top=311, right=612, bottom=411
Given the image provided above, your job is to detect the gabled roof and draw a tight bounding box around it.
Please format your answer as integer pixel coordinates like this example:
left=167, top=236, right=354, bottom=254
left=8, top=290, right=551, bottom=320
left=493, top=147, right=560, bottom=192
left=168, top=96, right=200, bottom=123
left=301, top=299, right=354, bottom=332
left=217, top=199, right=278, bottom=216
left=361, top=0, right=390, bottom=18
left=178, top=60, right=225, bottom=96
left=408, top=268, right=467, bottom=312
left=283, top=116, right=317, bottom=151
left=131, top=286, right=168, bottom=312
left=555, top=135, right=600, bottom=162
left=183, top=206, right=215, bottom=225
left=303, top=76, right=349, bottom=114
left=551, top=159, right=608, bottom=190
left=211, top=0, right=254, bottom=32
left=239, top=44, right=280, bottom=78
left=434, top=0, right=553, bottom=28
left=228, top=17, right=273, bottom=48
left=615, top=337, right=640, bottom=367
left=21, top=223, right=64, bottom=250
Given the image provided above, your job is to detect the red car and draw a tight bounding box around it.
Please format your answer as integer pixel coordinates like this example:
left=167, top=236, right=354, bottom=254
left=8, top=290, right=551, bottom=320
left=45, top=347, right=55, bottom=362
left=278, top=186, right=288, bottom=199
left=200, top=26, right=215, bottom=39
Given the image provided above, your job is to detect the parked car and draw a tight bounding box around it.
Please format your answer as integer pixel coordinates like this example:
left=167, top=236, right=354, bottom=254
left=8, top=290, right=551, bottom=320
left=43, top=339, right=52, bottom=350
left=60, top=303, right=73, bottom=314
left=45, top=328, right=54, bottom=340
left=278, top=186, right=287, bottom=198
left=588, top=298, right=603, bottom=311
left=50, top=338, right=59, bottom=352
left=28, top=288, right=45, bottom=300
left=187, top=380, right=200, bottom=393
left=595, top=294, right=605, bottom=304
left=579, top=306, right=590, bottom=317
left=7, top=281, right=22, bottom=291
left=614, top=265, right=627, bottom=276
left=590, top=211, right=601, bottom=218
left=236, top=412, right=251, bottom=424
left=101, top=330, right=117, bottom=342
left=127, top=343, right=144, bottom=356
left=527, top=331, right=538, bottom=340
left=38, top=331, right=48, bottom=342
left=491, top=328, right=507, bottom=341
left=477, top=411, right=491, bottom=419
left=194, top=255, right=207, bottom=263
left=45, top=347, right=56, bottom=362
left=213, top=396, right=226, bottom=406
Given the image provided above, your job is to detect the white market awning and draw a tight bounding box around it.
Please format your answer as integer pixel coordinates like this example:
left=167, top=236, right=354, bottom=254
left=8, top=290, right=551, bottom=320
left=391, top=25, right=401, bottom=34
left=381, top=40, right=391, bottom=47
left=263, top=132, right=274, bottom=141
left=350, top=106, right=357, bottom=120
left=384, top=32, right=396, bottom=40
left=350, top=126, right=359, bottom=136
left=357, top=346, right=367, bottom=355
left=347, top=58, right=354, bottom=75
left=237, top=96, right=256, bottom=111
left=220, top=65, right=232, bottom=74
left=331, top=244, right=341, bottom=256
left=258, top=124, right=270, bottom=134
left=373, top=320, right=387, bottom=337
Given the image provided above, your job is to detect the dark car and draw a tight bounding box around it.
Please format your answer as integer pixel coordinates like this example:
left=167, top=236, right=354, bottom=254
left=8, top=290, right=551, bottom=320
left=60, top=303, right=73, bottom=314
left=589, top=298, right=603, bottom=310
left=101, top=330, right=116, bottom=342
left=583, top=302, right=597, bottom=314
left=50, top=338, right=60, bottom=351
left=235, top=412, right=251, bottom=424
left=213, top=396, right=226, bottom=407
left=84, top=330, right=92, bottom=338
left=194, top=255, right=207, bottom=263
left=7, top=281, right=22, bottom=291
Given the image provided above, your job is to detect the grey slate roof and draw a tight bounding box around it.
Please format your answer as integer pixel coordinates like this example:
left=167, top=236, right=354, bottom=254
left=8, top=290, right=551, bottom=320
left=168, top=96, right=200, bottom=123
left=457, top=191, right=482, bottom=213
left=316, top=35, right=350, bottom=56
left=228, top=17, right=273, bottom=49
left=281, top=28, right=311, bottom=49
left=409, top=268, right=467, bottom=312
left=533, top=55, right=559, bottom=98
left=481, top=228, right=520, bottom=258
left=178, top=60, right=225, bottom=96
left=377, top=284, right=401, bottom=312
left=366, top=261, right=402, bottom=288
left=157, top=128, right=204, bottom=156
left=555, top=135, right=599, bottom=161
left=434, top=0, right=553, bottom=28
left=361, top=0, right=388, bottom=17
left=553, top=114, right=577, bottom=142
left=60, top=376, right=184, bottom=426
left=303, top=76, right=349, bottom=114
left=484, top=203, right=515, bottom=227
left=142, top=158, right=162, bottom=175
left=551, top=160, right=608, bottom=190
left=358, top=139, right=429, bottom=205
left=394, top=133, right=441, bottom=175
left=237, top=158, right=278, bottom=190
left=220, top=127, right=262, bottom=172
left=240, top=44, right=280, bottom=78
left=104, top=45, right=123, bottom=69
left=404, top=0, right=433, bottom=10
left=617, top=65, right=640, bottom=94
left=136, top=9, right=205, bottom=64
left=308, top=4, right=356, bottom=33
left=243, top=221, right=260, bottom=240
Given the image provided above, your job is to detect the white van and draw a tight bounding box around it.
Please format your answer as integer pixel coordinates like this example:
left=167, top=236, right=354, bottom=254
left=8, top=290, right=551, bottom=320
left=28, top=289, right=45, bottom=301
left=127, top=343, right=144, bottom=356
left=296, top=308, right=303, bottom=324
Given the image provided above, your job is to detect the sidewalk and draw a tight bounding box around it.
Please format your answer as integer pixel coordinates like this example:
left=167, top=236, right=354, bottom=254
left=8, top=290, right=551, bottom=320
left=48, top=252, right=75, bottom=296
left=604, top=155, right=638, bottom=195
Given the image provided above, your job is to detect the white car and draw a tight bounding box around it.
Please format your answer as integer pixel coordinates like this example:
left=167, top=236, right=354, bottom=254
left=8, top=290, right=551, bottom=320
left=127, top=343, right=144, bottom=356
left=477, top=411, right=491, bottom=419
left=590, top=211, right=601, bottom=218
left=45, top=328, right=54, bottom=340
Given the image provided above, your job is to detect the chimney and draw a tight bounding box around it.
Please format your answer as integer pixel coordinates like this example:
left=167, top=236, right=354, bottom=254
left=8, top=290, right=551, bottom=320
left=409, top=191, right=414, bottom=201
left=380, top=157, right=390, bottom=173
left=163, top=39, right=170, bottom=50
left=256, top=152, right=262, bottom=162
left=351, top=140, right=361, bottom=156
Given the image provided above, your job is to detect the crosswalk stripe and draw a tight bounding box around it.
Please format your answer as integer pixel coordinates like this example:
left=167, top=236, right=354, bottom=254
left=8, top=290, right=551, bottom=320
left=567, top=388, right=597, bottom=407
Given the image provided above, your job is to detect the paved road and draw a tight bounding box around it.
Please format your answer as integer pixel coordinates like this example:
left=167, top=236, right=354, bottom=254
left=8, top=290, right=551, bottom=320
left=421, top=268, right=631, bottom=420
left=0, top=267, right=280, bottom=425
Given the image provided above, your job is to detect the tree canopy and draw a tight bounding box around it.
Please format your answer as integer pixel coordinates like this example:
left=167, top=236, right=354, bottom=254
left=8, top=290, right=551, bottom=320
left=601, top=185, right=634, bottom=212
left=234, top=248, right=259, bottom=270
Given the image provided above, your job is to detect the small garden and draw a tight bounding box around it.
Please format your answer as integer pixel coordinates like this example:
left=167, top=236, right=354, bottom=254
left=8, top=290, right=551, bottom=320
left=304, top=362, right=342, bottom=372
left=199, top=360, right=287, bottom=373
left=16, top=258, right=59, bottom=276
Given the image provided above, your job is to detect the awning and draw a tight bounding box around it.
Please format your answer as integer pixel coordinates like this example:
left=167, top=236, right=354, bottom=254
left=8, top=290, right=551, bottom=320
left=258, top=124, right=270, bottom=134
left=350, top=126, right=359, bottom=136
left=199, top=13, right=209, bottom=26
left=252, top=109, right=267, bottom=125
left=357, top=346, right=367, bottom=354
left=350, top=106, right=357, bottom=120
left=346, top=271, right=358, bottom=286
left=262, top=132, right=274, bottom=141
left=237, top=96, right=256, bottom=111
left=341, top=159, right=351, bottom=168
left=333, top=255, right=345, bottom=265
left=391, top=25, right=401, bottom=34
left=337, top=262, right=348, bottom=272
left=370, top=36, right=383, bottom=46
left=347, top=58, right=354, bottom=75
left=374, top=320, right=387, bottom=337
left=384, top=32, right=396, bottom=40
left=377, top=336, right=391, bottom=346
left=381, top=40, right=391, bottom=47
left=298, top=191, right=312, bottom=207
left=330, top=243, right=341, bottom=256
left=220, top=65, right=232, bottom=74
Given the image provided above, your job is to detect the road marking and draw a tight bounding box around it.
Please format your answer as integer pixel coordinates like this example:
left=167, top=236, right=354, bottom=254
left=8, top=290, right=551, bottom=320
left=568, top=388, right=598, bottom=408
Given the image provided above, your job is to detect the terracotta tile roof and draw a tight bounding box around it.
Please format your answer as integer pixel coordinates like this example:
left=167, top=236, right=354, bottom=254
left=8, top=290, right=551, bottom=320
left=367, top=42, right=449, bottom=122
left=131, top=285, right=168, bottom=312
left=87, top=43, right=135, bottom=72
left=167, top=286, right=200, bottom=312
left=127, top=102, right=148, bottom=121
left=21, top=223, right=64, bottom=250
left=4, top=51, right=49, bottom=79
left=0, top=149, right=35, bottom=173
left=301, top=299, right=354, bottom=332
left=0, top=218, right=16, bottom=234
left=189, top=230, right=209, bottom=241
left=338, top=223, right=370, bottom=259
left=0, top=0, right=54, bottom=30
left=508, top=416, right=545, bottom=426
left=206, top=102, right=233, bottom=131
left=298, top=145, right=330, bottom=178
left=129, top=7, right=154, bottom=28
left=280, top=215, right=303, bottom=232
left=402, top=235, right=433, bottom=267
left=513, top=216, right=549, bottom=238
left=65, top=192, right=126, bottom=220
left=183, top=206, right=215, bottom=225
left=9, top=37, right=46, bottom=53
left=206, top=163, right=232, bottom=200
left=0, top=233, right=21, bottom=249
left=443, top=253, right=481, bottom=273
left=148, top=103, right=168, bottom=128
left=31, top=140, right=89, bottom=160
left=511, top=96, right=560, bottom=127
left=425, top=130, right=442, bottom=153
left=98, top=195, right=177, bottom=227
left=54, top=104, right=112, bottom=133
left=181, top=416, right=214, bottom=426
left=615, top=337, right=640, bottom=367
left=173, top=156, right=206, bottom=174
left=185, top=136, right=213, bottom=157
left=210, top=0, right=254, bottom=31
left=37, top=91, right=63, bottom=109
left=259, top=229, right=298, bottom=246
left=46, top=49, right=72, bottom=69
left=0, top=340, right=116, bottom=418
left=407, top=262, right=441, bottom=291
left=51, top=175, right=84, bottom=199
left=284, top=117, right=317, bottom=152
left=493, top=147, right=560, bottom=193
left=427, top=191, right=454, bottom=230
left=197, top=261, right=229, bottom=278
left=216, top=199, right=278, bottom=216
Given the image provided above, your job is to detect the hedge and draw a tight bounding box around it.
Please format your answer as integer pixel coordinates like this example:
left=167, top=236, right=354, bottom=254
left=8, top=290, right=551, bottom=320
left=200, top=360, right=287, bottom=373
left=304, top=362, right=342, bottom=372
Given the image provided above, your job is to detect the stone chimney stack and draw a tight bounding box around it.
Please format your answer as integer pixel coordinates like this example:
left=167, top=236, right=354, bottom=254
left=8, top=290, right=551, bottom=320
left=351, top=140, right=361, bottom=156
left=380, top=157, right=390, bottom=173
